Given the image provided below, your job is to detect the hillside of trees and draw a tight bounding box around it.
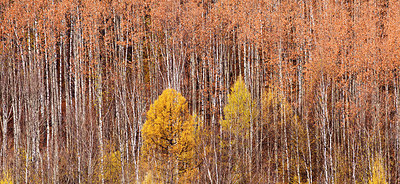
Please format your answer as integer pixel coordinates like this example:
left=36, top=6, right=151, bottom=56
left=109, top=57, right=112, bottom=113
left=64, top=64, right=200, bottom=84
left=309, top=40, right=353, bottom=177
left=0, top=0, right=399, bottom=183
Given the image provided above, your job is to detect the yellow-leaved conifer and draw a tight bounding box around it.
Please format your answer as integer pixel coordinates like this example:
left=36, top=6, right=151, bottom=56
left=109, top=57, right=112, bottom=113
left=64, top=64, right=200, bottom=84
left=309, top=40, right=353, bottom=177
left=0, top=172, right=13, bottom=184
left=368, top=156, right=387, bottom=184
left=221, top=76, right=256, bottom=183
left=142, top=89, right=197, bottom=183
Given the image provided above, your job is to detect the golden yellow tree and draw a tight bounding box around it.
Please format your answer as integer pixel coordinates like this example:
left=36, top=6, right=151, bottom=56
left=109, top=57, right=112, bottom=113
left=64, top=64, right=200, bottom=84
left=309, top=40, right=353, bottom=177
left=368, top=156, right=387, bottom=184
left=0, top=172, right=13, bottom=184
left=142, top=89, right=197, bottom=183
left=221, top=76, right=256, bottom=183
left=222, top=76, right=255, bottom=136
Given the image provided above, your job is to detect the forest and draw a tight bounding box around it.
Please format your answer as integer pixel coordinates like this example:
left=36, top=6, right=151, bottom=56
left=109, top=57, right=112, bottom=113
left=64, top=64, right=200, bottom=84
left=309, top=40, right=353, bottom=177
left=0, top=0, right=399, bottom=183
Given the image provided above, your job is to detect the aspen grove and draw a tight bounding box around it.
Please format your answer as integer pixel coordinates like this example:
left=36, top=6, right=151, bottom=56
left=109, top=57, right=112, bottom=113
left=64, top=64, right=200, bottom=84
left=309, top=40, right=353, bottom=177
left=0, top=0, right=400, bottom=183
